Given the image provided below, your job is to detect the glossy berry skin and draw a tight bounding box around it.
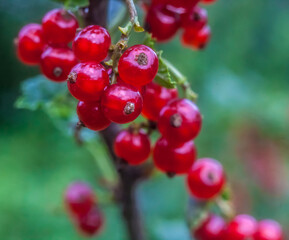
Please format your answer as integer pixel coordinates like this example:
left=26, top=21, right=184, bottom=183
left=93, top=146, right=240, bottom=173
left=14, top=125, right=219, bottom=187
left=142, top=82, right=178, bottom=121
left=180, top=6, right=208, bottom=29
left=77, top=101, right=111, bottom=131
left=73, top=25, right=111, bottom=62
left=166, top=0, right=200, bottom=14
left=146, top=4, right=180, bottom=42
left=77, top=207, right=103, bottom=236
left=253, top=220, right=283, bottom=240
left=101, top=83, right=143, bottom=124
left=118, top=45, right=159, bottom=87
left=194, top=214, right=226, bottom=240
left=16, top=23, right=45, bottom=65
left=182, top=25, right=211, bottom=50
left=187, top=158, right=225, bottom=199
left=42, top=8, right=78, bottom=45
left=225, top=215, right=257, bottom=240
left=153, top=137, right=197, bottom=175
left=114, top=129, right=151, bottom=165
left=65, top=182, right=95, bottom=217
left=201, top=0, right=217, bottom=4
left=40, top=46, right=78, bottom=82
left=67, top=62, right=109, bottom=101
left=117, top=76, right=147, bottom=97
left=158, top=98, right=202, bottom=146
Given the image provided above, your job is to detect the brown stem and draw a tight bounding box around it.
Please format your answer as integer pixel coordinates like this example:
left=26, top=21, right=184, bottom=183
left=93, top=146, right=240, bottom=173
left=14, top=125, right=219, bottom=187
left=83, top=1, right=147, bottom=240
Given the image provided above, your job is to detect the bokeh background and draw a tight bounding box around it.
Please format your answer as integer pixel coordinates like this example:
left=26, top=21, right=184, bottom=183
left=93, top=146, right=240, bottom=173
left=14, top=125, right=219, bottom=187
left=1, top=0, right=289, bottom=239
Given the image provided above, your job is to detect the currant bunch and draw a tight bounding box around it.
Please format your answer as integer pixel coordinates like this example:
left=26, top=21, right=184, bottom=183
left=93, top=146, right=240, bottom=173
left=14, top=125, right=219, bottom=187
left=65, top=182, right=104, bottom=236
left=16, top=8, right=79, bottom=81
left=144, top=0, right=217, bottom=49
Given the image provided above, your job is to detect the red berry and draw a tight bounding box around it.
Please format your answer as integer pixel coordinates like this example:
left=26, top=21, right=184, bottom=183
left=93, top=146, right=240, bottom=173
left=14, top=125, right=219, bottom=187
left=153, top=137, right=197, bottom=175
left=101, top=83, right=143, bottom=124
left=158, top=98, right=202, bottom=146
left=145, top=4, right=180, bottom=42
left=42, top=8, right=78, bottom=45
left=166, top=0, right=199, bottom=14
left=118, top=44, right=159, bottom=87
left=180, top=6, right=208, bottom=29
left=225, top=215, right=257, bottom=240
left=77, top=207, right=104, bottom=236
left=73, top=25, right=111, bottom=62
left=65, top=182, right=95, bottom=217
left=182, top=25, right=211, bottom=50
left=253, top=220, right=283, bottom=240
left=77, top=101, right=111, bottom=131
left=194, top=214, right=226, bottom=240
left=187, top=158, right=225, bottom=200
left=201, top=0, right=218, bottom=4
left=16, top=23, right=45, bottom=65
left=114, top=129, right=151, bottom=165
left=40, top=46, right=78, bottom=82
left=67, top=62, right=109, bottom=101
left=142, top=82, right=178, bottom=121
left=117, top=76, right=147, bottom=97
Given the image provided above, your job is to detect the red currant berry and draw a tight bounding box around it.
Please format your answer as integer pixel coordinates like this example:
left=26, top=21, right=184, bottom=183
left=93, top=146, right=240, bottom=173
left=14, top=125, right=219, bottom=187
left=145, top=4, right=180, bottom=42
left=73, top=25, right=111, bottom=62
left=153, top=137, right=197, bottom=175
left=142, top=82, right=178, bottom=121
left=77, top=101, right=111, bottom=131
left=65, top=182, right=95, bottom=217
left=101, top=83, right=143, bottom=124
left=187, top=158, right=225, bottom=200
left=77, top=207, right=104, bottom=236
left=194, top=214, right=226, bottom=240
left=201, top=0, right=218, bottom=4
left=16, top=23, right=45, bottom=65
left=117, top=76, right=147, bottom=97
left=225, top=215, right=257, bottom=240
left=67, top=62, right=109, bottom=101
left=40, top=46, right=77, bottom=82
left=253, top=220, right=283, bottom=240
left=158, top=98, right=202, bottom=146
left=166, top=0, right=199, bottom=14
left=114, top=129, right=151, bottom=165
left=42, top=9, right=78, bottom=45
left=118, top=45, right=159, bottom=87
left=180, top=6, right=208, bottom=29
left=182, top=25, right=211, bottom=50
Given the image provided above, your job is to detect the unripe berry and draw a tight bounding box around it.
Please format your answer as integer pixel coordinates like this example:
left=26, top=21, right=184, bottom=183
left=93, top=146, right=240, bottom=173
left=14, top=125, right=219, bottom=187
left=77, top=207, right=104, bottom=236
left=65, top=182, right=95, bottom=217
left=180, top=6, right=208, bottom=30
left=145, top=4, right=180, bottom=42
left=40, top=46, right=78, bottom=82
left=42, top=8, right=78, bottom=45
left=194, top=214, right=226, bottom=240
left=101, top=83, right=143, bottom=124
left=16, top=23, right=45, bottom=65
left=118, top=45, right=159, bottom=87
left=158, top=98, right=202, bottom=146
left=142, top=82, right=178, bottom=121
left=77, top=101, right=111, bottom=131
left=153, top=137, right=197, bottom=175
left=67, top=62, right=109, bottom=102
left=182, top=25, right=211, bottom=50
left=253, top=220, right=283, bottom=240
left=225, top=215, right=257, bottom=240
left=73, top=25, right=111, bottom=62
left=187, top=158, right=225, bottom=200
left=114, top=129, right=151, bottom=165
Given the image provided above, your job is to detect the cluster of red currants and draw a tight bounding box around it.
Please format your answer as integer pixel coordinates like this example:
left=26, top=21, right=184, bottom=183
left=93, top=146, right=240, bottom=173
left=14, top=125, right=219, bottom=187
left=65, top=182, right=103, bottom=236
left=144, top=0, right=216, bottom=49
left=194, top=213, right=284, bottom=240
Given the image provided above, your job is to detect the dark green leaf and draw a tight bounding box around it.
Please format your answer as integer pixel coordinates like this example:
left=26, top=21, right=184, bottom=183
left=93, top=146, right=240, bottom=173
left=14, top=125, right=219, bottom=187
left=154, top=51, right=177, bottom=89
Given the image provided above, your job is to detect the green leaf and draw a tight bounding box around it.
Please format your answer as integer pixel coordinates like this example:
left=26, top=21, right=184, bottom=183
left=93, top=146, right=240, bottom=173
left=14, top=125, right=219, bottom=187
left=52, top=0, right=89, bottom=8
left=154, top=51, right=177, bottom=89
left=143, top=32, right=156, bottom=50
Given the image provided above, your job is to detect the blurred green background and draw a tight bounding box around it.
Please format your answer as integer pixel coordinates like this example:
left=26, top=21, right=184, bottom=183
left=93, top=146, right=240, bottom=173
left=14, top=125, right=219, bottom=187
left=1, top=0, right=289, bottom=239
